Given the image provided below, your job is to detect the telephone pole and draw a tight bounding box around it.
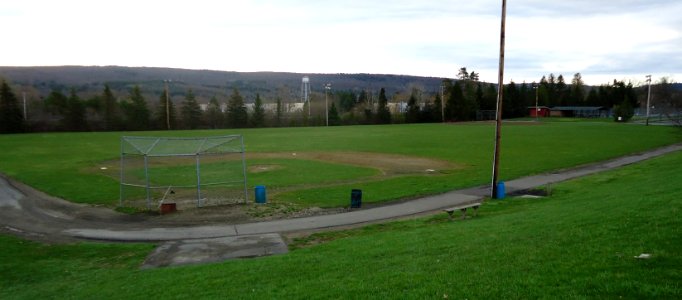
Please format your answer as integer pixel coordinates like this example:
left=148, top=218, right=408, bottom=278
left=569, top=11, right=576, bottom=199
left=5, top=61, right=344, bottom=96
left=164, top=80, right=171, bottom=130
left=441, top=84, right=445, bottom=122
left=645, top=75, right=652, bottom=126
left=325, top=83, right=331, bottom=126
left=491, top=0, right=507, bottom=199
left=22, top=92, right=27, bottom=120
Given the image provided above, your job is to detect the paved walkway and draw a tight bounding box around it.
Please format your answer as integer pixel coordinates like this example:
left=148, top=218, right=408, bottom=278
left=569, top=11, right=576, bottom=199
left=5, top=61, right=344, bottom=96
left=2, top=143, right=681, bottom=267
left=69, top=142, right=682, bottom=242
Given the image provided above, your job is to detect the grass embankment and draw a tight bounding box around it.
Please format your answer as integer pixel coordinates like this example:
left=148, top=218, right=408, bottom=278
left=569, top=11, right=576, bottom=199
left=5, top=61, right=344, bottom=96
left=0, top=121, right=680, bottom=207
left=1, top=150, right=681, bottom=298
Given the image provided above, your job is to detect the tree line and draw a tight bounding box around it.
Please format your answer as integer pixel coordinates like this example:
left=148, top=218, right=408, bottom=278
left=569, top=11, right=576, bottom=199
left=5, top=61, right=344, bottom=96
left=1, top=70, right=679, bottom=133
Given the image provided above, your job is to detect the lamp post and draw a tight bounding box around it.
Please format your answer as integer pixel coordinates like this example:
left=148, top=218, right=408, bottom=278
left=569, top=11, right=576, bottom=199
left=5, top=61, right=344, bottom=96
left=645, top=75, right=652, bottom=126
left=22, top=92, right=27, bottom=120
left=534, top=85, right=539, bottom=121
left=440, top=84, right=445, bottom=123
left=164, top=80, right=171, bottom=130
left=325, top=83, right=331, bottom=126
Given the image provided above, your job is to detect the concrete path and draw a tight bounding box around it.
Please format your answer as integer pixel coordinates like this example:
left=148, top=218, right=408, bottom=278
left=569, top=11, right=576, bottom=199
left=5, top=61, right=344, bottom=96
left=2, top=142, right=681, bottom=267
left=141, top=233, right=288, bottom=268
left=19, top=142, right=682, bottom=241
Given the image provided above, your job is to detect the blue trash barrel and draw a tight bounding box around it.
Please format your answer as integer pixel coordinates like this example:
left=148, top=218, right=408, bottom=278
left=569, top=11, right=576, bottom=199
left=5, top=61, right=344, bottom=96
left=496, top=181, right=505, bottom=199
left=351, top=189, right=362, bottom=208
left=255, top=185, right=267, bottom=204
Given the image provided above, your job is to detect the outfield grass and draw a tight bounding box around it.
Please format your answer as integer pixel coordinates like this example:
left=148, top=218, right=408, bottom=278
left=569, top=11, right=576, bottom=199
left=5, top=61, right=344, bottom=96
left=0, top=121, right=680, bottom=207
left=2, top=146, right=681, bottom=298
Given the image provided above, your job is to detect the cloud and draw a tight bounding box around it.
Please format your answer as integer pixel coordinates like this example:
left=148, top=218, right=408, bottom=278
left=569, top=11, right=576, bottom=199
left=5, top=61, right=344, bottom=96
left=1, top=0, right=680, bottom=85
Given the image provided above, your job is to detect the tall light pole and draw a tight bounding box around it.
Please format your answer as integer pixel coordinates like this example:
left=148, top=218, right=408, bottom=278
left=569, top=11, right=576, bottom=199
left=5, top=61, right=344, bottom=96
left=164, top=80, right=171, bottom=130
left=325, top=83, right=331, bottom=126
left=645, top=75, right=652, bottom=126
left=491, top=0, right=507, bottom=199
left=440, top=84, right=445, bottom=123
left=534, top=84, right=539, bottom=122
left=22, top=92, right=27, bottom=120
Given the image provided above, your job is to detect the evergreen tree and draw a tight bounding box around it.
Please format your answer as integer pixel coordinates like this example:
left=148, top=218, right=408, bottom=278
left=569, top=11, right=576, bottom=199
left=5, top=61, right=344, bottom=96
left=275, top=97, right=283, bottom=127
left=556, top=74, right=568, bottom=105
left=433, top=91, right=444, bottom=122
left=547, top=73, right=557, bottom=106
left=122, top=85, right=150, bottom=131
left=475, top=83, right=485, bottom=111
left=180, top=89, right=202, bottom=129
left=446, top=82, right=465, bottom=121
left=480, top=83, right=498, bottom=111
left=101, top=84, right=120, bottom=130
left=405, top=90, right=420, bottom=123
left=226, top=88, right=248, bottom=128
left=420, top=99, right=436, bottom=123
left=597, top=85, right=610, bottom=107
left=444, top=80, right=456, bottom=121
left=358, top=90, right=368, bottom=105
left=519, top=82, right=530, bottom=114
left=585, top=89, right=599, bottom=106
left=457, top=67, right=469, bottom=80
left=538, top=76, right=549, bottom=106
left=328, top=102, right=341, bottom=126
left=45, top=89, right=69, bottom=117
left=376, top=88, right=391, bottom=124
left=503, top=81, right=520, bottom=118
left=455, top=81, right=477, bottom=121
left=469, top=71, right=479, bottom=81
left=338, top=91, right=356, bottom=112
left=156, top=89, right=176, bottom=130
left=0, top=80, right=24, bottom=133
left=570, top=73, right=586, bottom=104
left=204, top=96, right=224, bottom=129
left=64, top=88, right=87, bottom=131
left=251, top=93, right=265, bottom=127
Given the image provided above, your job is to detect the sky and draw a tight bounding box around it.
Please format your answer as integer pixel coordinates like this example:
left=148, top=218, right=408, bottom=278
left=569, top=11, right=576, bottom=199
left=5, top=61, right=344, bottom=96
left=1, top=0, right=681, bottom=85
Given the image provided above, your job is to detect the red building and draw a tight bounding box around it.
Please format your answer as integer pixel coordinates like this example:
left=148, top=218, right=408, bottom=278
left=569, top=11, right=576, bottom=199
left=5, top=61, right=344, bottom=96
left=528, top=106, right=550, bottom=118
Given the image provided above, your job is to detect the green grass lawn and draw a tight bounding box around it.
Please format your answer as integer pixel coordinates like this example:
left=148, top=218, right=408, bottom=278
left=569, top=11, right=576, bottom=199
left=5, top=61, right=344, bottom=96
left=2, top=144, right=681, bottom=298
left=0, top=121, right=680, bottom=207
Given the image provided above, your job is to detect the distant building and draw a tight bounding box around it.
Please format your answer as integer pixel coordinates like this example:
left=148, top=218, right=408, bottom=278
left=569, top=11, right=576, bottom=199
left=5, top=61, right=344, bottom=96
left=198, top=103, right=228, bottom=113
left=549, top=106, right=608, bottom=118
left=527, top=106, right=551, bottom=118
left=388, top=102, right=407, bottom=114
left=244, top=102, right=304, bottom=113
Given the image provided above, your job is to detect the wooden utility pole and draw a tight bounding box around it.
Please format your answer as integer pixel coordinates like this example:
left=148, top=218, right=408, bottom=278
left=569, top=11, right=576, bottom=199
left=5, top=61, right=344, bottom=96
left=22, top=92, right=27, bottom=120
left=441, top=84, right=445, bottom=123
left=164, top=80, right=171, bottom=130
left=491, top=0, right=507, bottom=199
left=645, top=75, right=652, bottom=126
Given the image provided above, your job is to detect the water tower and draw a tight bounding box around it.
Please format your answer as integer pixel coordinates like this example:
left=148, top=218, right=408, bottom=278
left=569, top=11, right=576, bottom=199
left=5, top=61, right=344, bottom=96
left=301, top=76, right=311, bottom=117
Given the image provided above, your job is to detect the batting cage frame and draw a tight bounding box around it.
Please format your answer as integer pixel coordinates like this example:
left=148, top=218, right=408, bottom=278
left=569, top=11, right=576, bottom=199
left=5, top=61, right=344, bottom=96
left=119, top=135, right=248, bottom=210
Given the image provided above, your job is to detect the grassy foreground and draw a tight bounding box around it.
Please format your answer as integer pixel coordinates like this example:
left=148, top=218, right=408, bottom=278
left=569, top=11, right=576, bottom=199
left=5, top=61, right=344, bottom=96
left=0, top=121, right=680, bottom=207
left=2, top=150, right=681, bottom=298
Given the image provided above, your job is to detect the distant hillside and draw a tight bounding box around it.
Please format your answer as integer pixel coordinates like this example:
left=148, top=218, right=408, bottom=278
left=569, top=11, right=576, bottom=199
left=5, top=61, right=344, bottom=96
left=0, top=66, right=449, bottom=103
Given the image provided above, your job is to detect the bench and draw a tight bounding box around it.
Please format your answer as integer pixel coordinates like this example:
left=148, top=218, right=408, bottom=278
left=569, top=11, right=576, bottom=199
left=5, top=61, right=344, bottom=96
left=443, top=202, right=482, bottom=220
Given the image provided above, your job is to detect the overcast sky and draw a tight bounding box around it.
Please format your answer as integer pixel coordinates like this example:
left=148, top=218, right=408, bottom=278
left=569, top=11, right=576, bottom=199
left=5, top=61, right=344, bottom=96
left=2, top=0, right=680, bottom=85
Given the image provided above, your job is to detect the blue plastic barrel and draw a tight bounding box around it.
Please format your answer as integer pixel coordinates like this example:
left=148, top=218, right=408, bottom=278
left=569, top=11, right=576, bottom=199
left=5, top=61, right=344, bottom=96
left=351, top=189, right=362, bottom=208
left=496, top=181, right=506, bottom=199
left=255, top=185, right=267, bottom=204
